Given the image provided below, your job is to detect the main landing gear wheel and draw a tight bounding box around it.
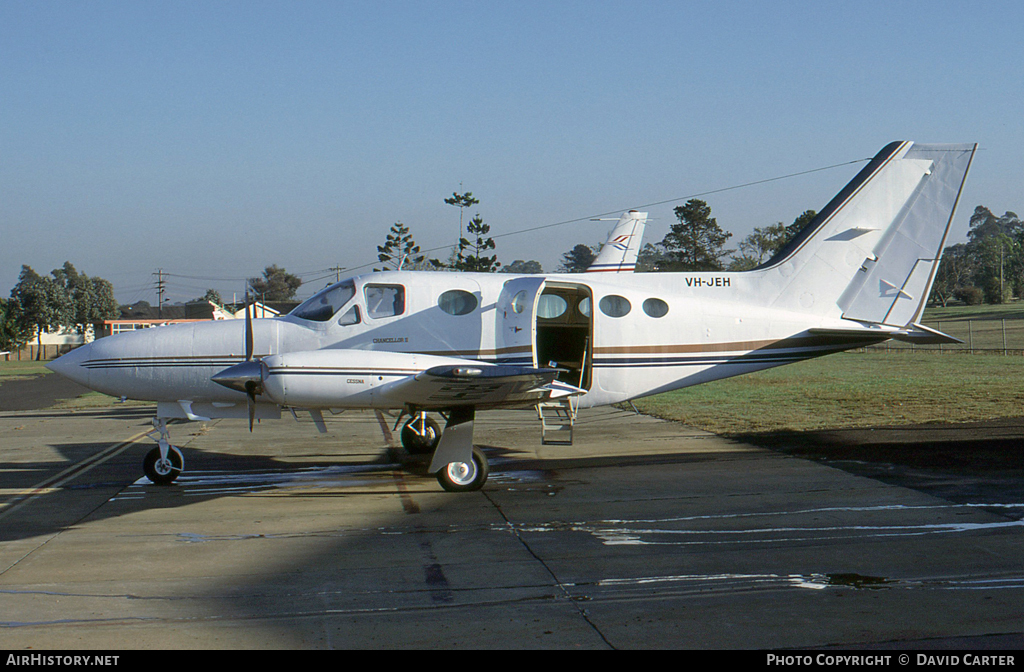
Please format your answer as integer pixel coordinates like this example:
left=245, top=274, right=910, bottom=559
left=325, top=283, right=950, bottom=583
left=436, top=447, right=489, bottom=493
left=401, top=415, right=441, bottom=454
left=143, top=445, right=183, bottom=485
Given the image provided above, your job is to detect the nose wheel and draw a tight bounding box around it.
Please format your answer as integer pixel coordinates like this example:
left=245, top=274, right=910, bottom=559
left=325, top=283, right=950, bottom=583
left=400, top=413, right=441, bottom=454
left=143, top=445, right=183, bottom=485
left=144, top=418, right=184, bottom=485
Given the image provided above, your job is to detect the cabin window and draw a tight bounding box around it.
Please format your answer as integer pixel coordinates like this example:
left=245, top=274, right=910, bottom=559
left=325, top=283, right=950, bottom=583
left=291, top=280, right=356, bottom=322
left=337, top=305, right=360, bottom=326
left=364, top=284, right=405, bottom=319
left=643, top=298, right=669, bottom=318
left=510, top=290, right=529, bottom=314
left=577, top=297, right=592, bottom=318
left=537, top=294, right=568, bottom=319
left=599, top=295, right=631, bottom=318
left=438, top=290, right=478, bottom=316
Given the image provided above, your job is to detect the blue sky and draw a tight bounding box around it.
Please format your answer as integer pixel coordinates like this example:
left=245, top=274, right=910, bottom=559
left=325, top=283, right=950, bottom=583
left=2, top=1, right=1022, bottom=304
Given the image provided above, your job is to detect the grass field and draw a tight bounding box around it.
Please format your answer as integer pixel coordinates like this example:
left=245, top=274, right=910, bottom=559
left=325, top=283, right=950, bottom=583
left=893, top=302, right=1024, bottom=354
left=0, top=360, right=51, bottom=380
left=0, top=359, right=151, bottom=410
left=922, top=302, right=1024, bottom=322
left=52, top=391, right=153, bottom=410
left=629, top=351, right=1024, bottom=434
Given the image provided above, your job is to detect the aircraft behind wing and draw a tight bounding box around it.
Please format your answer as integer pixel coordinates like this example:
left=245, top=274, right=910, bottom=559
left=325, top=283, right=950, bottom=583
left=48, top=141, right=977, bottom=492
left=586, top=210, right=647, bottom=273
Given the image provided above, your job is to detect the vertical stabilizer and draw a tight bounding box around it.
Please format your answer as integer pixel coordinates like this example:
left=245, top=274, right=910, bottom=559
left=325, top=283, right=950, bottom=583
left=758, top=142, right=976, bottom=326
left=838, top=144, right=977, bottom=325
left=586, top=210, right=647, bottom=273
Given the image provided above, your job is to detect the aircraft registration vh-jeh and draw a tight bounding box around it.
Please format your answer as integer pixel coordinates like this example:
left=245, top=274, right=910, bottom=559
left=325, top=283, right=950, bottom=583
left=47, top=142, right=977, bottom=493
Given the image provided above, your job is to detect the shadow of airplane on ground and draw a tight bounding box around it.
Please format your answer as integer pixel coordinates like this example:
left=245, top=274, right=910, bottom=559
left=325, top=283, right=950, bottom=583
left=735, top=418, right=1024, bottom=516
left=4, top=402, right=1024, bottom=548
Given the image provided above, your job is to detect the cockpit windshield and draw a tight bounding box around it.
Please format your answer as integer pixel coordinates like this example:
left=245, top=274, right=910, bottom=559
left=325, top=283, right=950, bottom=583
left=290, top=280, right=356, bottom=322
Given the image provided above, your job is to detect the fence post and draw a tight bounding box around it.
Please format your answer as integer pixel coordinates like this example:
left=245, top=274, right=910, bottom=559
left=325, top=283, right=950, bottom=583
left=1002, top=319, right=1008, bottom=355
left=968, top=320, right=974, bottom=354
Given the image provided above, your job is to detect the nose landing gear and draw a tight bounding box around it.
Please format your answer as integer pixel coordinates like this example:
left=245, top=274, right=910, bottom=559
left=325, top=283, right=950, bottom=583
left=143, top=418, right=184, bottom=485
left=400, top=413, right=441, bottom=454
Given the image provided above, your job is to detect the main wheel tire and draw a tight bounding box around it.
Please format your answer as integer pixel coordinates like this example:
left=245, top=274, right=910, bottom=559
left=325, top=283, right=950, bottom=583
left=401, top=416, right=441, bottom=454
left=143, top=446, right=183, bottom=485
left=436, top=447, right=489, bottom=492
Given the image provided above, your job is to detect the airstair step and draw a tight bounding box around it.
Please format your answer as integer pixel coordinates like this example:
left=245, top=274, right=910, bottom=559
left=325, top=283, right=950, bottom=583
left=537, top=399, right=576, bottom=446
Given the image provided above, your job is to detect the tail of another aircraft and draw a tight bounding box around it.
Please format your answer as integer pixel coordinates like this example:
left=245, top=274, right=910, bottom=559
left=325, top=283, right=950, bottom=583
left=587, top=210, right=647, bottom=273
left=756, top=141, right=977, bottom=334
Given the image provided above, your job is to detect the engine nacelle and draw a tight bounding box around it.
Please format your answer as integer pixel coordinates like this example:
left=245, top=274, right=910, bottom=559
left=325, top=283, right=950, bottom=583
left=258, top=349, right=472, bottom=409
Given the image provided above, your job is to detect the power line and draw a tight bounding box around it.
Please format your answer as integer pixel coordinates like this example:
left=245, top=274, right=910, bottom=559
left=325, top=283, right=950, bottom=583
left=396, top=156, right=873, bottom=262
left=490, top=157, right=873, bottom=243
left=119, top=155, right=871, bottom=300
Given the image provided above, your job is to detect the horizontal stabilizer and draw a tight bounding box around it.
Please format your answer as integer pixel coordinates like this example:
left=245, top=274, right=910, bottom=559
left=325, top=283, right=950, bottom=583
left=808, top=326, right=898, bottom=341
left=809, top=322, right=962, bottom=345
left=890, top=323, right=963, bottom=345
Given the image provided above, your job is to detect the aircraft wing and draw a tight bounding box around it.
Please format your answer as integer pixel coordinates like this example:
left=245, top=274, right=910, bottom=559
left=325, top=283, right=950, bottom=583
left=395, top=364, right=584, bottom=409
left=218, top=349, right=586, bottom=411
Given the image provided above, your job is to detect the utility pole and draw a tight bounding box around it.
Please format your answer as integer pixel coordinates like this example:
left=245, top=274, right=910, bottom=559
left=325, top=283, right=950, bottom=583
left=154, top=269, right=166, bottom=318
left=329, top=266, right=345, bottom=284
left=1000, top=242, right=1004, bottom=303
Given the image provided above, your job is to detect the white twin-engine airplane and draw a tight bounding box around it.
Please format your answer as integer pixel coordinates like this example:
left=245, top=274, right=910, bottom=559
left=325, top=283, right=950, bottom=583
left=48, top=142, right=976, bottom=492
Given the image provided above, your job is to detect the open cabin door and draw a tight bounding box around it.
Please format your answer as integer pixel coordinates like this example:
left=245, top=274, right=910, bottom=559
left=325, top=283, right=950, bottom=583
left=495, top=277, right=545, bottom=366
left=536, top=282, right=594, bottom=390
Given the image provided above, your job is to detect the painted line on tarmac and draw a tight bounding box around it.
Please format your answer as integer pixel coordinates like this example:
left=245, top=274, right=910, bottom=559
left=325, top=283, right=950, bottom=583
left=374, top=410, right=396, bottom=447
left=0, top=428, right=151, bottom=522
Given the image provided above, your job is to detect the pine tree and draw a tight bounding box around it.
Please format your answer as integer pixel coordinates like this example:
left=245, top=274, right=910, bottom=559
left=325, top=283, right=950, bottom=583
left=455, top=215, right=500, bottom=272
left=559, top=244, right=597, bottom=273
left=375, top=222, right=424, bottom=271
left=661, top=199, right=733, bottom=271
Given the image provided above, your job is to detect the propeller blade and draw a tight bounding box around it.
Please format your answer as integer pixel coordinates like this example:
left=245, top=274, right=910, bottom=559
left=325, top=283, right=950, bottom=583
left=245, top=294, right=254, bottom=362
left=245, top=380, right=257, bottom=432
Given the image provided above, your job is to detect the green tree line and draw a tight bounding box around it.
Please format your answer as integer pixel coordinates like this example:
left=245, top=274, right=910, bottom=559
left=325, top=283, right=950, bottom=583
left=1, top=262, right=119, bottom=357
left=930, top=207, right=1023, bottom=306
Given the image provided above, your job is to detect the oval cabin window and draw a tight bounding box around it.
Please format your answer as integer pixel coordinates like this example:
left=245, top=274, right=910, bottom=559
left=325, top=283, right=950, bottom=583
left=510, top=290, right=529, bottom=314
left=537, top=294, right=568, bottom=319
left=643, top=298, right=669, bottom=318
left=599, top=295, right=631, bottom=318
left=438, top=290, right=478, bottom=316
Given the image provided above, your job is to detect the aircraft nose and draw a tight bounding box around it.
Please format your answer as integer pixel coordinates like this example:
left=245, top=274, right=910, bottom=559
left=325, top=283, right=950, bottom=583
left=45, top=342, right=93, bottom=388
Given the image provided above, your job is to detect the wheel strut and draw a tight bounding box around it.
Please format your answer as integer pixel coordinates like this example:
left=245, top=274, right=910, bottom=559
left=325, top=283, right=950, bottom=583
left=144, top=418, right=184, bottom=485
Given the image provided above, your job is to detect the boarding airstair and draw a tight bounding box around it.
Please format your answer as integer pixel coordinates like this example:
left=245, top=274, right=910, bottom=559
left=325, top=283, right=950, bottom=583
left=537, top=396, right=577, bottom=445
